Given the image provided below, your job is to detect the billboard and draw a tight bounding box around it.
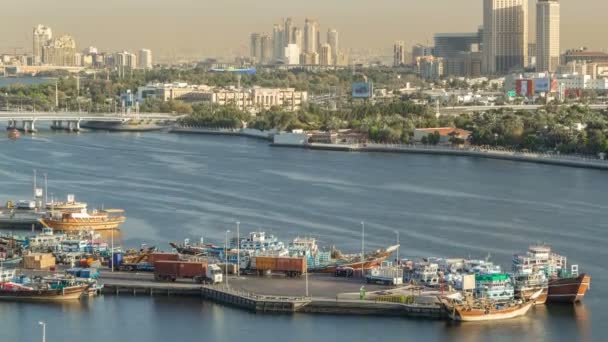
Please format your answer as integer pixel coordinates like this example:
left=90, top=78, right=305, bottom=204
left=516, top=79, right=534, bottom=97
left=352, top=82, right=373, bottom=99
left=534, top=78, right=550, bottom=93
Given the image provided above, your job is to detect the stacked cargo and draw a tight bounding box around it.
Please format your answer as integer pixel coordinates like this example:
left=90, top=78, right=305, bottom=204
left=154, top=260, right=208, bottom=282
left=22, top=253, right=56, bottom=270
left=148, top=253, right=179, bottom=264
left=252, top=256, right=306, bottom=277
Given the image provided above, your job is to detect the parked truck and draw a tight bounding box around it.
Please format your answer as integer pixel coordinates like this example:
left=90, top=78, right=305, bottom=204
left=153, top=260, right=222, bottom=284
left=366, top=262, right=404, bottom=286
left=251, top=256, right=306, bottom=277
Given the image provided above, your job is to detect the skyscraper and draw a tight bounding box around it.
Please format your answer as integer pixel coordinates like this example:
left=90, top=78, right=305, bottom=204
left=319, top=44, right=332, bottom=66
left=304, top=18, right=319, bottom=54
left=138, top=49, right=153, bottom=69
left=327, top=29, right=339, bottom=65
left=272, top=24, right=284, bottom=61
left=393, top=41, right=406, bottom=67
left=284, top=18, right=293, bottom=47
left=293, top=27, right=303, bottom=51
left=33, top=25, right=52, bottom=65
left=536, top=0, right=560, bottom=72
left=250, top=33, right=262, bottom=63
left=483, top=0, right=528, bottom=74
left=260, top=35, right=272, bottom=64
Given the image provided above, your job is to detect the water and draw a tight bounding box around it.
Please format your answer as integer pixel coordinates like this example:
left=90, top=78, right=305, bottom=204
left=0, top=131, right=606, bottom=341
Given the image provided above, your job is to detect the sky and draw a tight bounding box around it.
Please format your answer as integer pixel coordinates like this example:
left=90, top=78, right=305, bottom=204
left=0, top=0, right=605, bottom=60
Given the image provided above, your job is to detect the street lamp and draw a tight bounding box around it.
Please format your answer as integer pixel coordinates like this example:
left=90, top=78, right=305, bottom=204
left=225, top=230, right=230, bottom=287
left=395, top=230, right=400, bottom=263
left=361, top=221, right=365, bottom=281
left=236, top=221, right=240, bottom=278
left=38, top=321, right=46, bottom=342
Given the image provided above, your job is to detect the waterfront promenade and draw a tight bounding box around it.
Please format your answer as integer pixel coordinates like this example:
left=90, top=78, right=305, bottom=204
left=168, top=126, right=608, bottom=171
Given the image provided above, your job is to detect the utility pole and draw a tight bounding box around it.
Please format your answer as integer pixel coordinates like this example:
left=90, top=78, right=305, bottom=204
left=225, top=230, right=231, bottom=287
left=236, top=221, right=240, bottom=277
left=361, top=221, right=365, bottom=280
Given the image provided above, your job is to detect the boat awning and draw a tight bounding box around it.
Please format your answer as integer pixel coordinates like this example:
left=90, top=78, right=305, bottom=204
left=102, top=209, right=124, bottom=213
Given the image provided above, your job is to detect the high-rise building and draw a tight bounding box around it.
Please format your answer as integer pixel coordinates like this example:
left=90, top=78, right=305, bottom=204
left=138, top=49, right=153, bottom=69
left=272, top=24, right=284, bottom=61
left=412, top=44, right=434, bottom=65
left=327, top=29, right=339, bottom=65
left=284, top=18, right=293, bottom=47
left=42, top=35, right=76, bottom=66
left=300, top=52, right=319, bottom=65
left=417, top=56, right=444, bottom=81
left=319, top=44, right=332, bottom=66
left=115, top=51, right=137, bottom=69
left=260, top=35, right=273, bottom=64
left=304, top=18, right=319, bottom=54
left=250, top=33, right=262, bottom=63
left=33, top=25, right=52, bottom=65
left=434, top=32, right=482, bottom=76
left=293, top=27, right=303, bottom=51
left=483, top=0, right=528, bottom=74
left=536, top=0, right=560, bottom=73
left=393, top=41, right=406, bottom=67
left=284, top=44, right=300, bottom=65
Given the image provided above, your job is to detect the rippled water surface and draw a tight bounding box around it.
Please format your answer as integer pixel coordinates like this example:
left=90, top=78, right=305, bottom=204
left=0, top=131, right=605, bottom=341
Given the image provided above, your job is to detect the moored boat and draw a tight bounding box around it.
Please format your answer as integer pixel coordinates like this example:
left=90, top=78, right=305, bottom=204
left=443, top=298, right=535, bottom=322
left=547, top=272, right=591, bottom=304
left=0, top=278, right=89, bottom=302
left=41, top=208, right=125, bottom=231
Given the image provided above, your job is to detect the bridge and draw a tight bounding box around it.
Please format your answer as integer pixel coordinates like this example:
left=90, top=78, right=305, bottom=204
left=0, top=111, right=181, bottom=132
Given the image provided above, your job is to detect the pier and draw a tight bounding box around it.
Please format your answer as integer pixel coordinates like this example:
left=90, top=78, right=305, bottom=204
left=99, top=275, right=444, bottom=317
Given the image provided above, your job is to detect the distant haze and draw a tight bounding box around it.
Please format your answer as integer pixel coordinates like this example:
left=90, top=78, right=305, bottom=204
left=0, top=0, right=605, bottom=60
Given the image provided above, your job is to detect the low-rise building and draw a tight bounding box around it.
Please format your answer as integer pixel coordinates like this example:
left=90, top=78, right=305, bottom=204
left=137, top=83, right=307, bottom=112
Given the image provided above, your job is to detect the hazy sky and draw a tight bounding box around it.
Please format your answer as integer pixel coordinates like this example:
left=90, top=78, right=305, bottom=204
left=0, top=0, right=605, bottom=60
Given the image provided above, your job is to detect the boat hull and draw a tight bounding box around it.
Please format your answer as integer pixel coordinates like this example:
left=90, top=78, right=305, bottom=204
left=41, top=218, right=125, bottom=231
left=547, top=274, right=590, bottom=304
left=0, top=285, right=88, bottom=302
left=310, top=258, right=387, bottom=273
left=447, top=301, right=534, bottom=322
left=516, top=286, right=548, bottom=305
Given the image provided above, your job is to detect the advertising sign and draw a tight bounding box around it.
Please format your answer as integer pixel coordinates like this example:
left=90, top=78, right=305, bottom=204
left=352, top=82, right=373, bottom=99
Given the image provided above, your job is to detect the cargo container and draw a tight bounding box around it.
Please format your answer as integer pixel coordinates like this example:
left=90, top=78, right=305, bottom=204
left=153, top=260, right=222, bottom=284
left=366, top=263, right=404, bottom=286
left=23, top=253, right=56, bottom=270
left=148, top=253, right=179, bottom=264
left=66, top=267, right=100, bottom=279
left=118, top=262, right=154, bottom=272
left=252, top=256, right=306, bottom=277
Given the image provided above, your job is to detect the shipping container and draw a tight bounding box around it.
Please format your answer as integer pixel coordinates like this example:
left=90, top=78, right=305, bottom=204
left=252, top=256, right=306, bottom=277
left=154, top=260, right=208, bottom=282
left=148, top=253, right=179, bottom=264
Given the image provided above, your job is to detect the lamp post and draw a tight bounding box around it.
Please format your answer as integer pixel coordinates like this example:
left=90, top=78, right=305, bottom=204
left=395, top=230, right=400, bottom=263
left=236, top=221, right=240, bottom=278
left=38, top=321, right=46, bottom=342
left=361, top=221, right=365, bottom=281
left=225, top=230, right=230, bottom=287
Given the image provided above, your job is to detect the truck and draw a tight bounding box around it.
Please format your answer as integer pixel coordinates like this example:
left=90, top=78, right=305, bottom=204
left=153, top=260, right=222, bottom=284
left=366, top=262, right=404, bottom=286
left=252, top=256, right=306, bottom=277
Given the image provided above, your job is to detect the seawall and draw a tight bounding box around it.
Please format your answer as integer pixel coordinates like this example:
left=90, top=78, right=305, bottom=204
left=274, top=143, right=608, bottom=171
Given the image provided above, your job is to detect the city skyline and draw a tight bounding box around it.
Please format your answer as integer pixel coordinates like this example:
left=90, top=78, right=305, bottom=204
left=0, top=0, right=605, bottom=60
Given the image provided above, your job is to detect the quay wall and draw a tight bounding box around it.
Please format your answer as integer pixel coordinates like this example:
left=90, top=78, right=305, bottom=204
left=273, top=142, right=608, bottom=171
left=169, top=126, right=274, bottom=141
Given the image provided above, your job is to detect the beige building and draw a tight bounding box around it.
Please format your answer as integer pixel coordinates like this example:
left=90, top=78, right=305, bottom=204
left=42, top=35, right=76, bottom=66
left=300, top=52, right=319, bottom=65
left=536, top=0, right=560, bottom=73
left=304, top=18, right=319, bottom=54
left=327, top=29, right=339, bottom=65
left=137, top=83, right=307, bottom=112
left=319, top=44, right=332, bottom=66
left=483, top=0, right=528, bottom=74
left=394, top=41, right=406, bottom=67
left=33, top=25, right=52, bottom=66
